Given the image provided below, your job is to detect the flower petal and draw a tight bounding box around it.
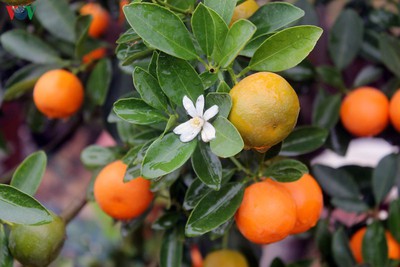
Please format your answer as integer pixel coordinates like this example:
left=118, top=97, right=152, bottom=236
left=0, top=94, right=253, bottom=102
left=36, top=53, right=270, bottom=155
left=203, top=105, right=219, bottom=121
left=201, top=122, right=216, bottom=142
left=173, top=120, right=193, bottom=135
left=180, top=127, right=201, bottom=142
left=183, top=95, right=198, bottom=118
left=195, top=95, right=205, bottom=116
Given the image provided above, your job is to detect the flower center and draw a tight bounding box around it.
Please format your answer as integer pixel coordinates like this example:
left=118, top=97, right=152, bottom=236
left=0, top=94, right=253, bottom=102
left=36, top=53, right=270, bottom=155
left=190, top=117, right=204, bottom=128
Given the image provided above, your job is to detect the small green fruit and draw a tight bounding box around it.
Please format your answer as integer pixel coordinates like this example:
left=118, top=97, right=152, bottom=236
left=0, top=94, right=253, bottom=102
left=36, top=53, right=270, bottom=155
left=0, top=0, right=35, bottom=6
left=8, top=213, right=66, bottom=267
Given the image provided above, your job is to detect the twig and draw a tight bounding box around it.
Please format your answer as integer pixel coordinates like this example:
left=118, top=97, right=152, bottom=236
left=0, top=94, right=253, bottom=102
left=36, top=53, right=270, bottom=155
left=60, top=183, right=89, bottom=224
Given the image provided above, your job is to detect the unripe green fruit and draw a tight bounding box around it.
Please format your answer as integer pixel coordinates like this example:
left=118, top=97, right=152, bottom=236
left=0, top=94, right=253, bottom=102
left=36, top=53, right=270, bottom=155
left=8, top=214, right=66, bottom=267
left=0, top=0, right=35, bottom=5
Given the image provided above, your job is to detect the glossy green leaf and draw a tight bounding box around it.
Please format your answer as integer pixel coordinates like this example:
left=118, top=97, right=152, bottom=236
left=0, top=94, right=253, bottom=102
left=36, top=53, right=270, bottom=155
left=208, top=8, right=229, bottom=61
left=0, top=185, right=52, bottom=225
left=265, top=159, right=308, bottom=182
left=142, top=133, right=197, bottom=178
left=152, top=212, right=180, bottom=230
left=200, top=71, right=219, bottom=89
left=362, top=222, right=388, bottom=267
left=148, top=51, right=159, bottom=78
left=209, top=218, right=233, bottom=240
left=75, top=15, right=97, bottom=58
left=157, top=54, right=204, bottom=106
left=185, top=182, right=244, bottom=236
left=80, top=146, right=118, bottom=170
left=329, top=9, right=364, bottom=70
left=312, top=90, right=341, bottom=130
left=0, top=224, right=13, bottom=267
left=389, top=199, right=400, bottom=243
left=114, top=98, right=168, bottom=125
left=133, top=67, right=168, bottom=111
left=331, top=197, right=369, bottom=213
left=249, top=2, right=304, bottom=37
left=192, top=4, right=215, bottom=57
left=0, top=30, right=61, bottom=64
left=191, top=142, right=222, bottom=190
left=210, top=117, right=244, bottom=158
left=239, top=34, right=269, bottom=58
left=184, top=178, right=212, bottom=210
left=35, top=0, right=76, bottom=43
left=216, top=81, right=231, bottom=93
left=124, top=3, right=197, bottom=60
left=326, top=123, right=352, bottom=156
left=204, top=0, right=236, bottom=24
left=332, top=228, right=356, bottom=267
left=206, top=93, right=232, bottom=118
left=316, top=65, right=346, bottom=90
left=160, top=227, right=183, bottom=267
left=249, top=26, right=323, bottom=72
left=150, top=168, right=181, bottom=192
left=87, top=58, right=112, bottom=106
left=10, top=151, right=46, bottom=196
left=280, top=126, right=328, bottom=156
left=312, top=165, right=361, bottom=199
left=372, top=154, right=399, bottom=205
left=218, top=19, right=256, bottom=68
left=167, top=0, right=195, bottom=10
left=379, top=34, right=400, bottom=78
left=353, top=65, right=383, bottom=88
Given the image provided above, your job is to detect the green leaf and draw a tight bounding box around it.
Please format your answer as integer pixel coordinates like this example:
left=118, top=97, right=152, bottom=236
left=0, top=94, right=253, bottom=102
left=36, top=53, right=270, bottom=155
left=148, top=51, right=159, bottom=78
left=192, top=4, right=215, bottom=57
left=87, top=59, right=112, bottom=106
left=209, top=218, right=233, bottom=240
left=379, top=34, right=400, bottom=78
left=332, top=228, right=356, bottom=267
left=331, top=197, right=369, bottom=213
left=75, top=15, right=95, bottom=58
left=167, top=0, right=195, bottom=10
left=113, top=98, right=168, bottom=125
left=312, top=165, right=361, bottom=199
left=210, top=116, right=244, bottom=158
left=312, top=90, right=341, bottom=130
left=184, top=178, right=212, bottom=210
left=150, top=168, right=181, bottom=192
left=264, top=159, right=308, bottom=182
left=10, top=151, right=46, bottom=196
left=362, top=222, right=388, bottom=267
left=200, top=71, right=219, bottom=89
left=388, top=199, right=400, bottom=243
left=204, top=0, right=236, bottom=24
left=157, top=54, right=204, bottom=106
left=315, top=220, right=333, bottom=262
left=216, top=81, right=231, bottom=93
left=191, top=142, right=222, bottom=190
left=160, top=227, right=183, bottom=267
left=206, top=93, right=232, bottom=118
left=316, top=65, right=346, bottom=90
left=239, top=34, right=269, bottom=58
left=35, top=0, right=76, bottom=43
left=80, top=146, right=118, bottom=170
left=270, top=258, right=286, bottom=267
left=218, top=19, right=256, bottom=68
left=294, top=0, right=319, bottom=26
left=0, top=224, right=13, bottom=267
left=326, top=123, right=352, bottom=156
left=249, top=2, right=305, bottom=37
left=142, top=133, right=197, bottom=179
left=0, top=185, right=52, bottom=225
left=372, top=154, right=399, bottom=205
left=0, top=29, right=61, bottom=64
left=249, top=26, right=323, bottom=72
left=124, top=3, right=197, bottom=60
left=133, top=67, right=168, bottom=111
left=280, top=126, right=328, bottom=156
left=208, top=8, right=229, bottom=61
left=185, top=182, right=244, bottom=236
left=353, top=65, right=383, bottom=88
left=152, top=212, right=180, bottom=230
left=329, top=9, right=364, bottom=70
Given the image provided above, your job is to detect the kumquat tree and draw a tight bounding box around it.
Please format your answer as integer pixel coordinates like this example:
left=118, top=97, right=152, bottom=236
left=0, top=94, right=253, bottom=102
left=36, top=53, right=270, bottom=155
left=1, top=0, right=400, bottom=266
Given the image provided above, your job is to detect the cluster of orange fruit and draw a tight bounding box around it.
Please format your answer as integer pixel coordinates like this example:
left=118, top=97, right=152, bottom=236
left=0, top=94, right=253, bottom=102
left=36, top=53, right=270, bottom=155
left=340, top=87, right=400, bottom=136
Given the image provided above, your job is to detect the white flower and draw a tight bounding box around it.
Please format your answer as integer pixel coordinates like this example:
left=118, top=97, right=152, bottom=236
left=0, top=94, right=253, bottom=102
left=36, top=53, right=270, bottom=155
left=173, top=95, right=219, bottom=143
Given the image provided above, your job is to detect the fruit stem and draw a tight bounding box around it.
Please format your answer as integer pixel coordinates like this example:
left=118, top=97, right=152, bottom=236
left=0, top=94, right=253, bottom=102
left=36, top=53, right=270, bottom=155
left=60, top=185, right=88, bottom=224
left=227, top=67, right=238, bottom=85
left=229, top=157, right=252, bottom=176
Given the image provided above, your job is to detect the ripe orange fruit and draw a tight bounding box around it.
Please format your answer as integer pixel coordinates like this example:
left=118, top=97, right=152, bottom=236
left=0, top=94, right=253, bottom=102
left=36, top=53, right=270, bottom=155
left=94, top=160, right=154, bottom=220
left=230, top=0, right=259, bottom=26
left=190, top=245, right=203, bottom=267
left=82, top=47, right=107, bottom=64
left=349, top=227, right=400, bottom=263
left=203, top=250, right=249, bottom=267
left=389, top=89, right=400, bottom=132
left=33, top=69, right=84, bottom=119
left=235, top=179, right=297, bottom=244
left=229, top=72, right=300, bottom=152
left=280, top=174, right=323, bottom=234
left=340, top=87, right=390, bottom=137
left=80, top=3, right=110, bottom=38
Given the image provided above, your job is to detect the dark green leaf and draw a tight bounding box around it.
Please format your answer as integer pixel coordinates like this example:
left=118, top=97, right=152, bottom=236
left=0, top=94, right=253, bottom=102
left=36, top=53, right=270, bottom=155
left=331, top=197, right=369, bottom=213
left=142, top=133, right=197, bottom=179
left=124, top=3, right=197, bottom=60
left=312, top=90, right=341, bottom=130
left=192, top=4, right=215, bottom=57
left=167, top=0, right=195, bottom=10
left=362, top=222, right=388, bottom=267
left=0, top=185, right=52, bottom=225
left=150, top=168, right=181, bottom=192
left=113, top=98, right=168, bottom=125
left=208, top=8, right=229, bottom=61
left=280, top=126, right=328, bottom=156
left=75, top=15, right=95, bottom=58
left=0, top=30, right=61, bottom=64
left=210, top=116, right=244, bottom=158
left=388, top=199, right=400, bottom=243
left=185, top=182, right=244, bottom=236
left=160, top=227, right=183, bottom=267
left=80, top=146, right=118, bottom=170
left=239, top=34, right=269, bottom=58
left=200, top=71, right=219, bottom=89
left=315, top=220, right=333, bottom=262
left=152, top=212, right=180, bottom=230
left=87, top=59, right=112, bottom=106
left=332, top=228, right=356, bottom=267
left=316, top=65, right=346, bottom=90
left=10, top=151, right=46, bottom=196
left=148, top=51, right=159, bottom=78
left=326, top=122, right=352, bottom=156
left=116, top=28, right=140, bottom=44
left=0, top=224, right=13, bottom=267
left=204, top=0, right=236, bottom=24
left=329, top=9, right=364, bottom=70
left=209, top=218, right=233, bottom=240
left=191, top=142, right=222, bottom=190
left=270, top=258, right=286, bottom=267
left=372, top=154, right=399, bottom=205
left=379, top=34, right=400, bottom=78
left=216, top=81, right=231, bottom=93
left=184, top=178, right=212, bottom=210
left=353, top=66, right=383, bottom=88
left=35, top=0, right=76, bottom=43
left=249, top=26, right=323, bottom=72
left=265, top=159, right=308, bottom=182
left=157, top=54, right=204, bottom=106
left=206, top=93, right=232, bottom=118
left=133, top=67, right=168, bottom=111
